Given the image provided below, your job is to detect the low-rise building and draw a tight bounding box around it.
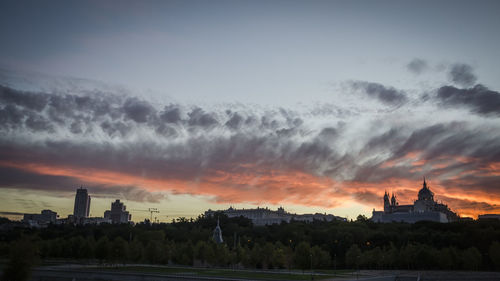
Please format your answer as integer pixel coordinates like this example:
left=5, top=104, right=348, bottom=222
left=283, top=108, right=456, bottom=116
left=23, top=209, right=58, bottom=227
left=205, top=206, right=345, bottom=226
left=83, top=217, right=112, bottom=225
left=478, top=214, right=500, bottom=220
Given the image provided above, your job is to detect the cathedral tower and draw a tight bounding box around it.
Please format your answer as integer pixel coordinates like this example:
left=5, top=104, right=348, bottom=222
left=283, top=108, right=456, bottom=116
left=384, top=191, right=390, bottom=212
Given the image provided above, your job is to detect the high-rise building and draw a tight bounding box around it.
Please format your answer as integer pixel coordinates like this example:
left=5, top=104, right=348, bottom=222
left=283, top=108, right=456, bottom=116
left=104, top=199, right=131, bottom=224
left=73, top=187, right=91, bottom=219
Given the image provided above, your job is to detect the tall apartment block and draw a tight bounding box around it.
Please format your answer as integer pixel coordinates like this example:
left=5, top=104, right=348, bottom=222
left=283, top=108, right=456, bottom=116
left=73, top=187, right=91, bottom=219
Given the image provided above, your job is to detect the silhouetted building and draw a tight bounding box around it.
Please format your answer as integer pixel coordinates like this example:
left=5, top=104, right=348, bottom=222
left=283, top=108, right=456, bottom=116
left=82, top=217, right=112, bottom=225
left=104, top=199, right=131, bottom=224
left=73, top=187, right=91, bottom=220
left=372, top=178, right=459, bottom=223
left=23, top=209, right=58, bottom=227
left=478, top=214, right=500, bottom=220
left=205, top=206, right=345, bottom=226
left=213, top=217, right=224, bottom=244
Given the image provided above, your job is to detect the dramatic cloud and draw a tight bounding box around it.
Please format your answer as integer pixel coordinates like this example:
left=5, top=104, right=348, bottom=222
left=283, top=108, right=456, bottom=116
left=350, top=81, right=408, bottom=106
left=0, top=83, right=499, bottom=217
left=123, top=97, right=156, bottom=123
left=0, top=211, right=24, bottom=217
left=0, top=165, right=166, bottom=203
left=436, top=84, right=500, bottom=116
left=448, top=63, right=477, bottom=87
left=407, top=58, right=428, bottom=75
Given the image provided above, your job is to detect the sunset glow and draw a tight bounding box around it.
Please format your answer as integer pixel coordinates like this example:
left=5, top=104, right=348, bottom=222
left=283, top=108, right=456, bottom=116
left=1, top=0, right=500, bottom=223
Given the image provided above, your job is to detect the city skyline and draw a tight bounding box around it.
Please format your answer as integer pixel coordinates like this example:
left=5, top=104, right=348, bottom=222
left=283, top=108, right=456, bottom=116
left=1, top=0, right=500, bottom=222
left=10, top=178, right=465, bottom=224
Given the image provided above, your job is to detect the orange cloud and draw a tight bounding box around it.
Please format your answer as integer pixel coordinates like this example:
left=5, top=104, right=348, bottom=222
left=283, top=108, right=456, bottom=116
left=0, top=161, right=346, bottom=209
left=2, top=155, right=499, bottom=218
left=343, top=176, right=500, bottom=218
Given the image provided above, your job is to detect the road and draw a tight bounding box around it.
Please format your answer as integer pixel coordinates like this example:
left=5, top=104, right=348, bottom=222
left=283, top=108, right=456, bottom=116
left=29, top=266, right=500, bottom=281
left=32, top=267, right=258, bottom=281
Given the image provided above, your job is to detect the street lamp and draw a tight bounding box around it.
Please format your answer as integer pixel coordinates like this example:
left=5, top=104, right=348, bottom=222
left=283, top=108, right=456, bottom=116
left=356, top=255, right=360, bottom=280
left=310, top=252, right=313, bottom=280
left=334, top=253, right=337, bottom=276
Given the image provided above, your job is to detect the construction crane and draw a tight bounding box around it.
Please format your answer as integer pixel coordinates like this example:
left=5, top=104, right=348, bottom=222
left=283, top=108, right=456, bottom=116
left=148, top=208, right=160, bottom=221
left=132, top=208, right=160, bottom=222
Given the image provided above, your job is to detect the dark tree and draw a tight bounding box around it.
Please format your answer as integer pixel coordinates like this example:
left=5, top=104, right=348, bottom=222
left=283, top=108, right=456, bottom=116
left=489, top=241, right=500, bottom=270
left=294, top=241, right=311, bottom=271
left=1, top=239, right=39, bottom=281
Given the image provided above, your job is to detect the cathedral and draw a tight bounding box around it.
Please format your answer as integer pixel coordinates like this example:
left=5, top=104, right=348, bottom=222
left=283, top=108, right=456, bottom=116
left=371, top=178, right=459, bottom=223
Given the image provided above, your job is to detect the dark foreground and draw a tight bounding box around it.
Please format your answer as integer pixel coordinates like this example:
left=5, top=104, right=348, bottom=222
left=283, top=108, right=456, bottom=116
left=28, top=265, right=500, bottom=281
left=3, top=217, right=500, bottom=272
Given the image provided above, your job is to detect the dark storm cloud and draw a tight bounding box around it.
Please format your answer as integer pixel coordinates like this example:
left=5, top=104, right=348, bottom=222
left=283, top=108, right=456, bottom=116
left=317, top=127, right=338, bottom=141
left=25, top=112, right=54, bottom=132
left=187, top=107, right=219, bottom=127
left=0, top=165, right=84, bottom=191
left=407, top=58, right=428, bottom=75
left=0, top=85, right=179, bottom=135
left=0, top=165, right=166, bottom=203
left=159, top=104, right=182, bottom=123
left=0, top=122, right=339, bottom=187
left=353, top=190, right=380, bottom=205
left=392, top=123, right=454, bottom=159
left=155, top=123, right=179, bottom=137
left=424, top=129, right=500, bottom=163
left=91, top=185, right=167, bottom=203
left=0, top=211, right=24, bottom=217
left=0, top=83, right=338, bottom=183
left=392, top=122, right=500, bottom=164
left=1, top=84, right=500, bottom=210
left=360, top=128, right=405, bottom=155
left=436, top=84, right=500, bottom=116
left=440, top=174, right=500, bottom=193
left=70, top=120, right=83, bottom=134
left=0, top=85, right=49, bottom=111
left=351, top=162, right=415, bottom=183
left=350, top=121, right=500, bottom=193
left=123, top=97, right=156, bottom=123
left=350, top=81, right=408, bottom=106
left=100, top=120, right=132, bottom=137
left=0, top=104, right=24, bottom=129
left=46, top=91, right=117, bottom=122
left=0, top=85, right=123, bottom=133
left=225, top=111, right=244, bottom=130
left=448, top=63, right=477, bottom=87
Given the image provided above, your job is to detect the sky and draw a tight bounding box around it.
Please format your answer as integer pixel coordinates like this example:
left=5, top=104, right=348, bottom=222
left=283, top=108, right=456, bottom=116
left=0, top=0, right=500, bottom=221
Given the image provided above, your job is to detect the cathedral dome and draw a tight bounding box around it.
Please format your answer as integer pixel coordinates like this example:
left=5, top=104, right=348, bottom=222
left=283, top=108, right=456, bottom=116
left=418, top=178, right=434, bottom=201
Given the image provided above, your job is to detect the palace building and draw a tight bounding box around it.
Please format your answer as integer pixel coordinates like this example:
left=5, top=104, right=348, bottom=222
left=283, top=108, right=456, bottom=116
left=206, top=206, right=345, bottom=226
left=371, top=178, right=459, bottom=223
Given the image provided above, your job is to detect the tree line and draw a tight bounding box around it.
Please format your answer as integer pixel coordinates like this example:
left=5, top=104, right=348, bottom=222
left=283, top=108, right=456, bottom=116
left=1, top=213, right=500, bottom=273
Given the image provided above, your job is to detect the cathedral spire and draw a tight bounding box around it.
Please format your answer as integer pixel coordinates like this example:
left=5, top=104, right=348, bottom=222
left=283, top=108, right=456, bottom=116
left=213, top=216, right=224, bottom=244
left=418, top=176, right=434, bottom=201
left=390, top=192, right=397, bottom=206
